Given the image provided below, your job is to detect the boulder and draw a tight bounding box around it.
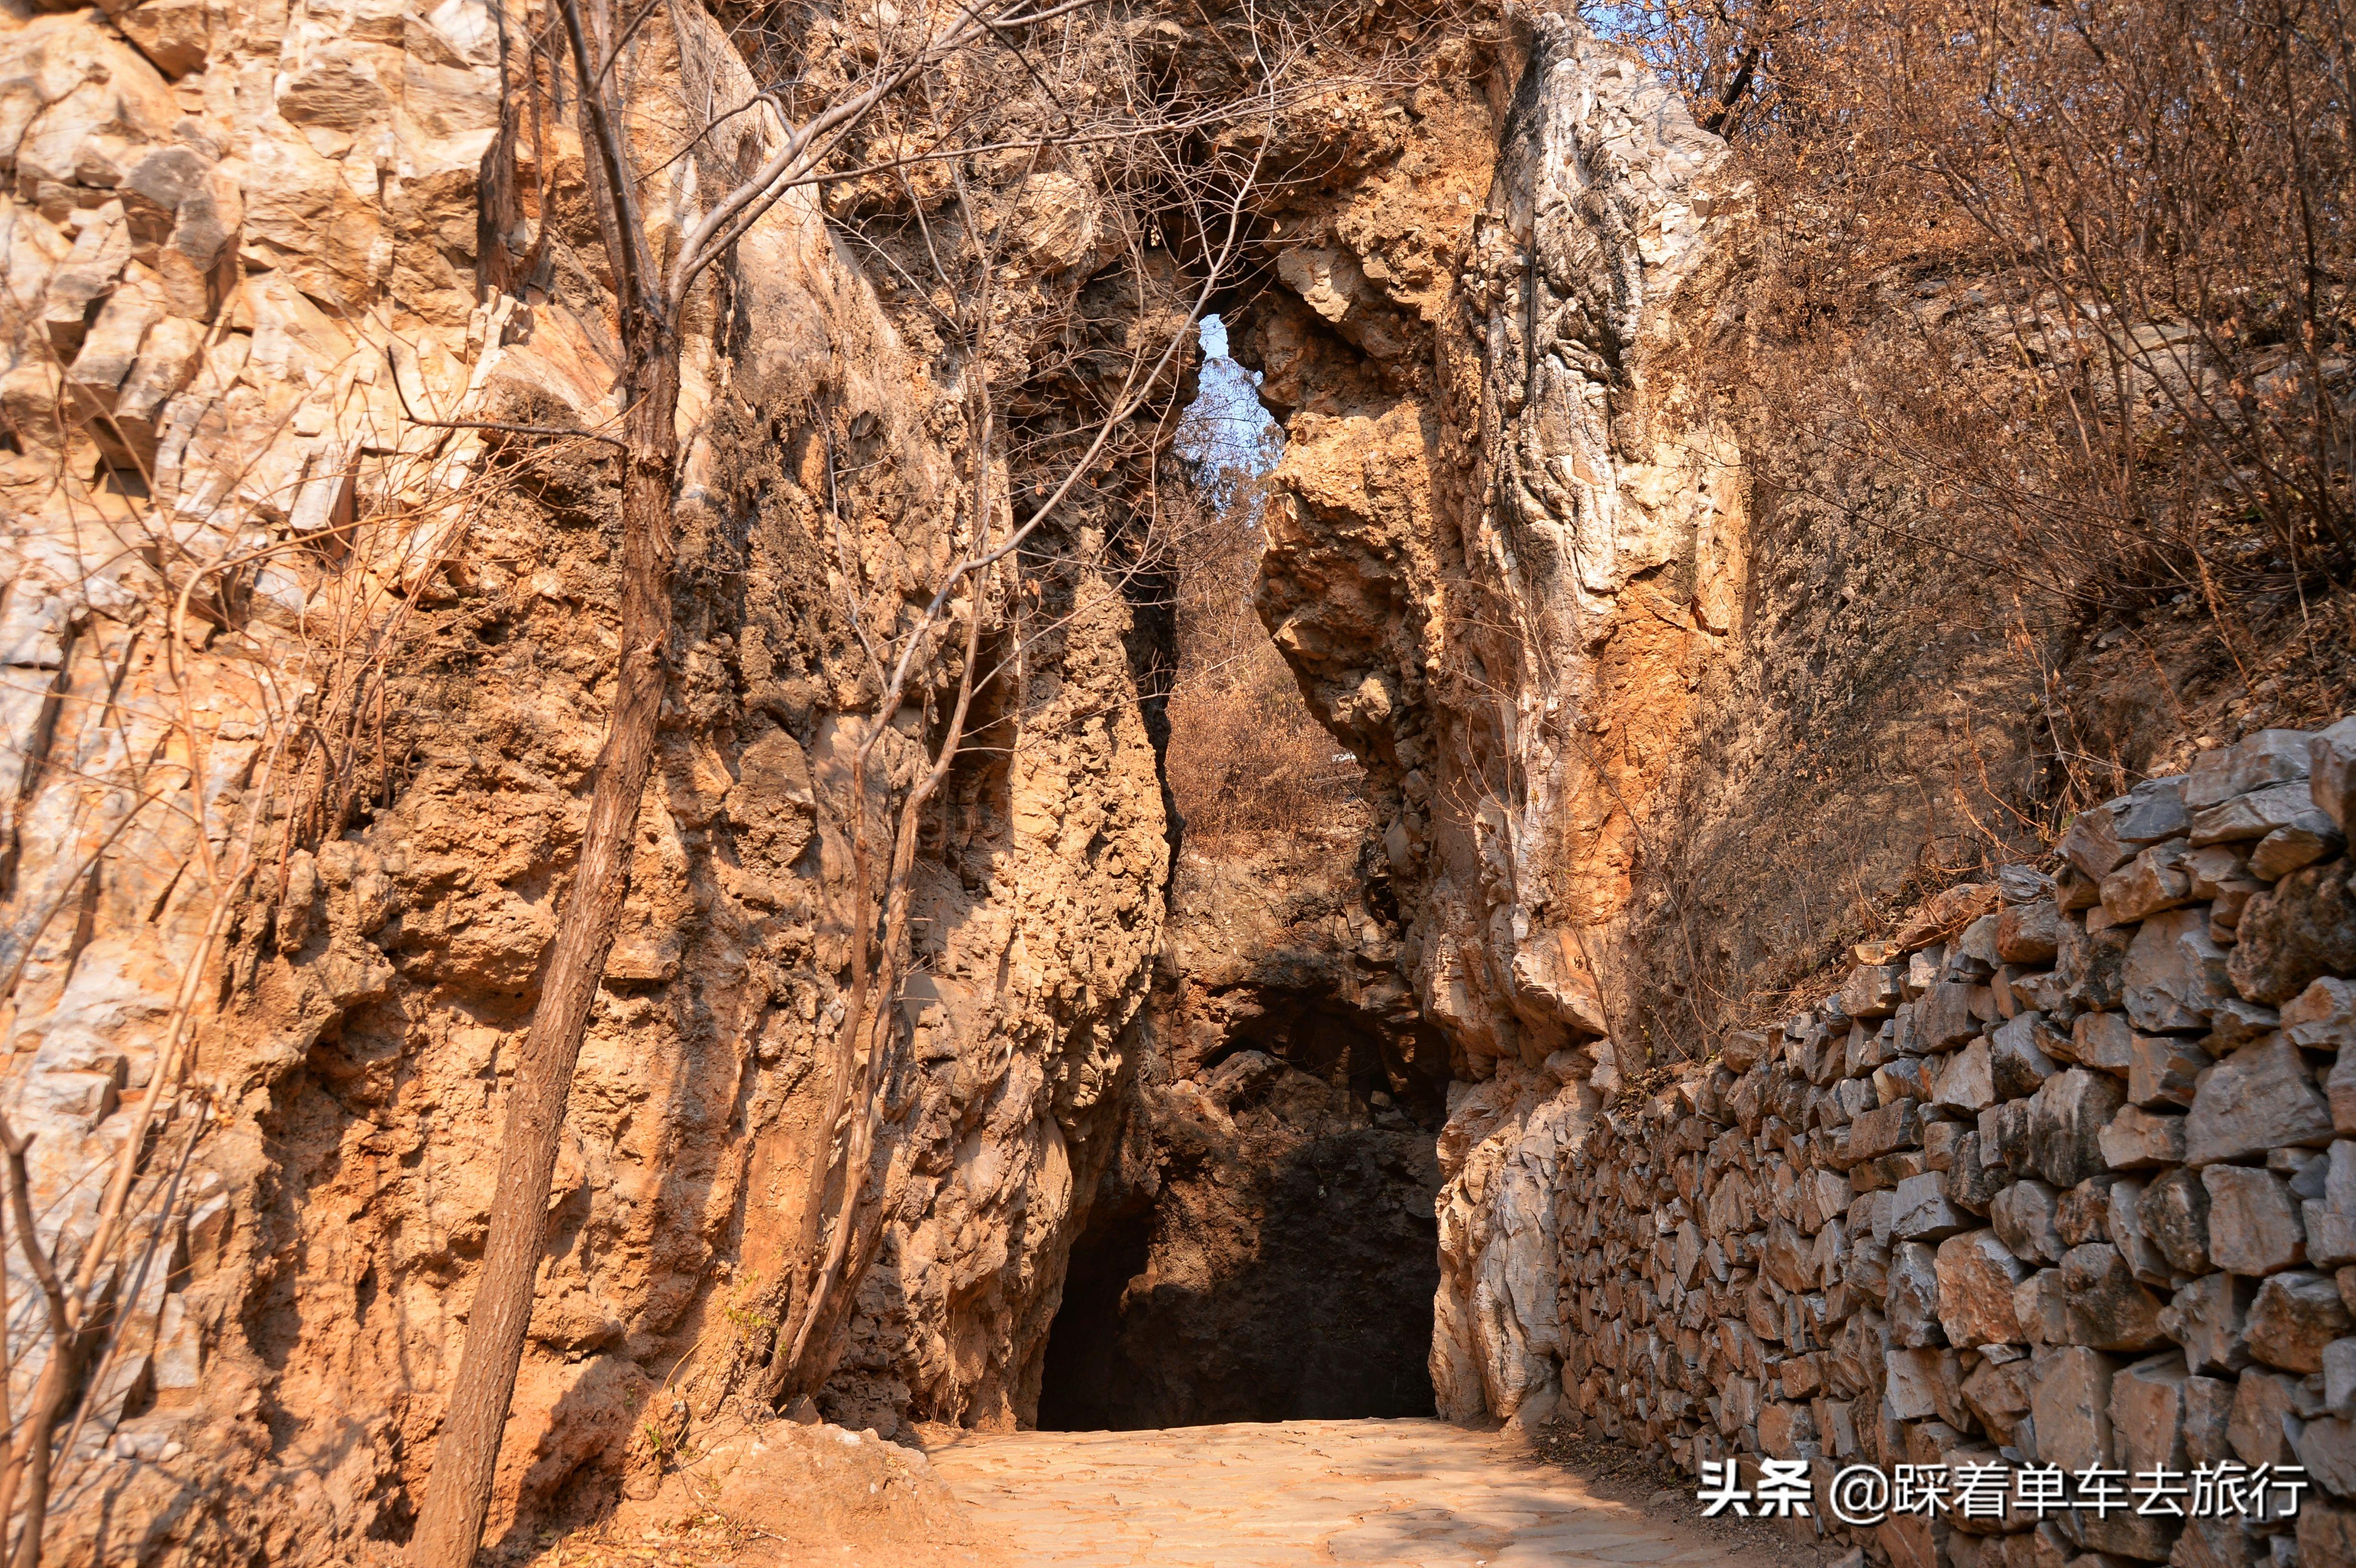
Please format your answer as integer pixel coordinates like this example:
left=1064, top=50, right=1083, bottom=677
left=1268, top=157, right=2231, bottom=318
left=2186, top=1374, right=2237, bottom=1463
left=2160, top=1272, right=2257, bottom=1376
left=2029, top=1344, right=2116, bottom=1471
left=2286, top=976, right=2356, bottom=1050
left=1990, top=1179, right=2065, bottom=1265
left=2226, top=1367, right=2301, bottom=1466
left=2058, top=1178, right=2116, bottom=1247
left=2190, top=729, right=2314, bottom=809
left=2202, top=1164, right=2307, bottom=1275
left=2190, top=781, right=2334, bottom=845
left=2099, top=1104, right=2187, bottom=1170
left=2067, top=1501, right=2181, bottom=1560
left=2246, top=1270, right=2351, bottom=1373
left=2189, top=843, right=2258, bottom=898
left=2101, top=840, right=2196, bottom=921
left=1979, top=1099, right=2035, bottom=1179
left=1877, top=1514, right=1949, bottom=1568
left=2123, top=908, right=2233, bottom=1033
left=2029, top=1068, right=2126, bottom=1188
left=1875, top=1056, right=1932, bottom=1106
left=1990, top=1013, right=2062, bottom=1099
left=1764, top=1219, right=1815, bottom=1294
left=2128, top=1033, right=2211, bottom=1109
left=2312, top=1141, right=2356, bottom=1270
left=1894, top=1171, right=1969, bottom=1241
left=2301, top=1501, right=2356, bottom=1568
left=1884, top=1346, right=1946, bottom=1421
left=1997, top=897, right=2061, bottom=964
left=1756, top=1398, right=1818, bottom=1458
left=1888, top=1241, right=1945, bottom=1347
left=2059, top=1242, right=2167, bottom=1351
left=1936, top=1230, right=2029, bottom=1347
left=2295, top=1417, right=2356, bottom=1506
left=1961, top=1353, right=2032, bottom=1445
left=2313, top=717, right=2356, bottom=832
left=1961, top=911, right=2002, bottom=968
left=2056, top=918, right=2130, bottom=1011
left=1917, top=981, right=1985, bottom=1052
left=1842, top=963, right=1904, bottom=1020
left=2064, top=803, right=2131, bottom=879
left=2227, top=859, right=2356, bottom=1005
left=2171, top=1516, right=2267, bottom=1568
left=2117, top=777, right=2192, bottom=844
left=2140, top=1165, right=2213, bottom=1274
left=2277, top=980, right=2356, bottom=1134
left=2205, top=996, right=2283, bottom=1050
left=2331, top=1337, right=2356, bottom=1416
left=1850, top=1098, right=1923, bottom=1161
left=1932, top=1039, right=1996, bottom=1116
left=2072, top=1009, right=2137, bottom=1073
left=2014, top=1265, right=2069, bottom=1345
left=1944, top=1130, right=2004, bottom=1216
left=2107, top=1350, right=2190, bottom=1474
left=2183, top=1036, right=2335, bottom=1165
left=1923, top=1118, right=1969, bottom=1174
left=2252, top=821, right=2344, bottom=880
left=2108, top=1177, right=2172, bottom=1287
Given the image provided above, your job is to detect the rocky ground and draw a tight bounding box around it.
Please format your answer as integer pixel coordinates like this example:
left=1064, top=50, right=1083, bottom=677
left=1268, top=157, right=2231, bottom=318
left=926, top=1417, right=1817, bottom=1567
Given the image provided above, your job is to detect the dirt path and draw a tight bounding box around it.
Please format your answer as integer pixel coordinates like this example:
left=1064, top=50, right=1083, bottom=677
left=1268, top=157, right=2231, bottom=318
left=923, top=1418, right=1824, bottom=1568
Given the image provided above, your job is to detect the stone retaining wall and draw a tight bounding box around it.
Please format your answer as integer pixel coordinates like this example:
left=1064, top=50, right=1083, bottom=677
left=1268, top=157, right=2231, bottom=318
left=1450, top=717, right=2356, bottom=1567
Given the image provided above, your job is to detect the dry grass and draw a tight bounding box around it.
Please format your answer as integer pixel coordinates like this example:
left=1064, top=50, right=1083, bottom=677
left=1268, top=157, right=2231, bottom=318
left=1621, top=0, right=2356, bottom=664
left=1163, top=476, right=1366, bottom=853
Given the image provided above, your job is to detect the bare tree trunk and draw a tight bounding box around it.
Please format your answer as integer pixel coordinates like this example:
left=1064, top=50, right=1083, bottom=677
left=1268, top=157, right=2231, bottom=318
left=405, top=0, right=682, bottom=1551
left=407, top=324, right=679, bottom=1568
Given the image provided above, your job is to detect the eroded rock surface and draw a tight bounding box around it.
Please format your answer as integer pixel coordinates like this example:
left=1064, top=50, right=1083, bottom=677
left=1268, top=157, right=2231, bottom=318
left=0, top=0, right=1178, bottom=1558
left=1037, top=831, right=1449, bottom=1430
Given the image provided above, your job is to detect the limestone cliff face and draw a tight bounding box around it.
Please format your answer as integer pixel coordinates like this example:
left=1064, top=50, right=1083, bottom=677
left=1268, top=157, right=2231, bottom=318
left=0, top=1, right=1171, bottom=1559
left=1237, top=13, right=1749, bottom=1425
left=1250, top=15, right=1745, bottom=1085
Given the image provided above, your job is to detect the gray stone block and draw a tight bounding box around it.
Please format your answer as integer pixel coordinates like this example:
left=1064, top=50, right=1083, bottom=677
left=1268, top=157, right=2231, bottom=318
left=2162, top=1272, right=2258, bottom=1376
left=2142, top=1165, right=2213, bottom=1274
left=2184, top=1036, right=2335, bottom=1165
left=2247, top=1269, right=2351, bottom=1373
left=2029, top=1344, right=2116, bottom=1472
left=2124, top=907, right=2233, bottom=1033
left=2203, top=1163, right=2308, bottom=1275
left=2060, top=1241, right=2167, bottom=1351
left=2029, top=1068, right=2127, bottom=1188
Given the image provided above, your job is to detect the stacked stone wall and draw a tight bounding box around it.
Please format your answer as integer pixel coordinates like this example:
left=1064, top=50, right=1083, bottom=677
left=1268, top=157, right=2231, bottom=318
left=1487, top=717, right=2356, bottom=1567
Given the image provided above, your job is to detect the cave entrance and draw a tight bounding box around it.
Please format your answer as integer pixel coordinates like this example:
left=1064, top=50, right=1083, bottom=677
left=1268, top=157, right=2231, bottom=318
left=1034, top=993, right=1445, bottom=1432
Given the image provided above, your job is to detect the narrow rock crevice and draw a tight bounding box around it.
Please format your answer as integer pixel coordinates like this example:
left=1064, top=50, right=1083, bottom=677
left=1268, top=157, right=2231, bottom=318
left=1037, top=838, right=1448, bottom=1431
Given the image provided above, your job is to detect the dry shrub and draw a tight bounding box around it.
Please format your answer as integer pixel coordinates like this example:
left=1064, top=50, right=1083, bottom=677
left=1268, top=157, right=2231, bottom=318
left=1613, top=0, right=2356, bottom=717
left=1164, top=474, right=1366, bottom=851
left=1590, top=0, right=2356, bottom=1059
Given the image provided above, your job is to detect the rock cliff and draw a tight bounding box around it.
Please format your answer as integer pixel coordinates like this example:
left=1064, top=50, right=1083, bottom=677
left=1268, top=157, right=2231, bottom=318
left=1227, top=11, right=2356, bottom=1562
left=1239, top=8, right=1756, bottom=1427
left=7, top=0, right=2356, bottom=1562
left=0, top=0, right=1177, bottom=1557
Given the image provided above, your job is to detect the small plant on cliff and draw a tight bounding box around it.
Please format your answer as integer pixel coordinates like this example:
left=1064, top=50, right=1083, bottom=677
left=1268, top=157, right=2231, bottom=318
left=1163, top=454, right=1369, bottom=851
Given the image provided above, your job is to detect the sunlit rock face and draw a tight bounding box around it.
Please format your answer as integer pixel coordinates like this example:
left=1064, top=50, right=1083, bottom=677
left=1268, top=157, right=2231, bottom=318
left=0, top=1, right=1176, bottom=1557
left=1239, top=15, right=1748, bottom=1425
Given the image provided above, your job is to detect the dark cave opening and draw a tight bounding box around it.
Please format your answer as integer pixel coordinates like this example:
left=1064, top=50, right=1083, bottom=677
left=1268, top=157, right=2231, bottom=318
left=1035, top=994, right=1445, bottom=1432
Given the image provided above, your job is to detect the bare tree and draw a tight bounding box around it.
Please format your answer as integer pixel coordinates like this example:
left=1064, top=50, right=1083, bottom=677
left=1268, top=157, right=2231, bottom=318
left=404, top=0, right=1314, bottom=1557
